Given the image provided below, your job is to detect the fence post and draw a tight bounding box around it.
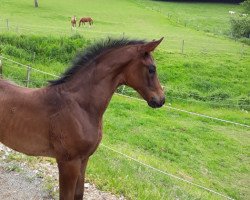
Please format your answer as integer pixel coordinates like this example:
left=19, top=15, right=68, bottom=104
left=26, top=66, right=31, bottom=87
left=6, top=19, right=9, bottom=31
left=32, top=52, right=36, bottom=63
left=241, top=44, right=244, bottom=57
left=181, top=40, right=184, bottom=54
left=0, top=58, right=2, bottom=78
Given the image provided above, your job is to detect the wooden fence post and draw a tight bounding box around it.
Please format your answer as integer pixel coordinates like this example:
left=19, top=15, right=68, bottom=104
left=0, top=59, right=2, bottom=78
left=6, top=19, right=9, bottom=31
left=181, top=40, right=184, bottom=54
left=26, top=66, right=31, bottom=87
left=33, top=52, right=36, bottom=63
left=241, top=44, right=244, bottom=57
left=34, top=0, right=39, bottom=8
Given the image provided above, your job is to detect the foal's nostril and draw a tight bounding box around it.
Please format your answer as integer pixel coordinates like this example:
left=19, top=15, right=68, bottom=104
left=148, top=96, right=165, bottom=108
left=148, top=97, right=158, bottom=108
left=151, top=96, right=157, bottom=102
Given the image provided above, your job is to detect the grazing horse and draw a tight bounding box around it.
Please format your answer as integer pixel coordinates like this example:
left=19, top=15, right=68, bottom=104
left=71, top=16, right=77, bottom=28
left=0, top=37, right=165, bottom=200
left=79, top=17, right=93, bottom=27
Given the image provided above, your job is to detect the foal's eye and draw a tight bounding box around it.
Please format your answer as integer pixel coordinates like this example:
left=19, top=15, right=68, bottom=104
left=149, top=65, right=156, bottom=74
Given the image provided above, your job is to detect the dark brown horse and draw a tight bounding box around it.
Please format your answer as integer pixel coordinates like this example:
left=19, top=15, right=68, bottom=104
left=0, top=37, right=165, bottom=199
left=79, top=17, right=93, bottom=27
left=71, top=16, right=77, bottom=27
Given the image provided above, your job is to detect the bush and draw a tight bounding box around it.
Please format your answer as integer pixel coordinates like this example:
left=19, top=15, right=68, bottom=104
left=230, top=16, right=250, bottom=38
left=241, top=0, right=250, bottom=14
left=229, top=0, right=250, bottom=39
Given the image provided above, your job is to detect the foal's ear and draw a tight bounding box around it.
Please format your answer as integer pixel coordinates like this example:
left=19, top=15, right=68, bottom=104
left=139, top=37, right=164, bottom=53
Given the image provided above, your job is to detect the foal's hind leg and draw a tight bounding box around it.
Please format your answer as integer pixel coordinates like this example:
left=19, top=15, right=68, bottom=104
left=57, top=158, right=81, bottom=200
left=74, top=158, right=89, bottom=200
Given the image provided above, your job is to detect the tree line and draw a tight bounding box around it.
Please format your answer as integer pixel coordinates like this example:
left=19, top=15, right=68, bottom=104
left=153, top=0, right=244, bottom=3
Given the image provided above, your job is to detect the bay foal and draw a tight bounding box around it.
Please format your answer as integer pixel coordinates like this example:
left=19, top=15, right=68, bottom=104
left=0, top=37, right=165, bottom=199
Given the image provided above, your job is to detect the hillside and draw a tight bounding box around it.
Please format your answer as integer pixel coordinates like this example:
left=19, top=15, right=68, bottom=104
left=0, top=0, right=249, bottom=108
left=0, top=0, right=249, bottom=199
left=137, top=0, right=243, bottom=36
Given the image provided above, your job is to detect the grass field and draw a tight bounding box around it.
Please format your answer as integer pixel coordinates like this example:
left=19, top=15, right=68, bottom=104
left=136, top=0, right=242, bottom=35
left=0, top=0, right=250, bottom=199
left=0, top=0, right=248, bottom=53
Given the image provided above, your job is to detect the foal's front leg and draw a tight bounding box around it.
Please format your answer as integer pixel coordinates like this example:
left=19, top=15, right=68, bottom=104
left=74, top=158, right=89, bottom=200
left=57, top=158, right=82, bottom=200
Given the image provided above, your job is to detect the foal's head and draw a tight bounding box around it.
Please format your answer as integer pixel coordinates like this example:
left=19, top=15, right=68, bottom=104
left=123, top=38, right=165, bottom=108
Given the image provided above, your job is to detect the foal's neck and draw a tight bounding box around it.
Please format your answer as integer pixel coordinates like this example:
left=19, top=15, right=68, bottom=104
left=59, top=49, right=130, bottom=118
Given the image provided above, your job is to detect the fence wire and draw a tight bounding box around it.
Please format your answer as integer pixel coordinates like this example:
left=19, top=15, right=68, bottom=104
left=1, top=55, right=249, bottom=200
left=100, top=144, right=234, bottom=200
left=0, top=55, right=249, bottom=127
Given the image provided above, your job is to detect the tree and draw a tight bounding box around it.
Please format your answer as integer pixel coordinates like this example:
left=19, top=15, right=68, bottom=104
left=230, top=0, right=250, bottom=39
left=34, top=0, right=38, bottom=8
left=241, top=0, right=250, bottom=14
left=153, top=0, right=244, bottom=3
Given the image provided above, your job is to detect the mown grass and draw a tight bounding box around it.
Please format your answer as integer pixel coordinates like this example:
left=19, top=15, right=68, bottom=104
left=0, top=0, right=249, bottom=199
left=90, top=95, right=249, bottom=200
left=0, top=0, right=248, bottom=54
left=136, top=0, right=242, bottom=36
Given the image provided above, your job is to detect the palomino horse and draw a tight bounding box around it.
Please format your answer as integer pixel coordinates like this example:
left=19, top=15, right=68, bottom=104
left=79, top=17, right=93, bottom=27
left=0, top=37, right=165, bottom=199
left=71, top=16, right=77, bottom=28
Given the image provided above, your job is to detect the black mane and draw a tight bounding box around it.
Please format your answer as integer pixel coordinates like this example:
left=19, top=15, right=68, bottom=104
left=49, top=37, right=146, bottom=85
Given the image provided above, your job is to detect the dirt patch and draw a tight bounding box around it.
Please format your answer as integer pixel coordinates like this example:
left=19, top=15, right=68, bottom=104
left=0, top=144, right=125, bottom=200
left=0, top=166, right=50, bottom=200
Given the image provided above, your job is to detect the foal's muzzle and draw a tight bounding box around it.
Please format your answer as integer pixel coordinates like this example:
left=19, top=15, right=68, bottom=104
left=148, top=96, right=165, bottom=108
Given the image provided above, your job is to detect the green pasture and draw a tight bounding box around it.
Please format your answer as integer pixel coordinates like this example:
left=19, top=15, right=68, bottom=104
left=136, top=0, right=242, bottom=36
left=0, top=0, right=249, bottom=54
left=0, top=0, right=250, bottom=199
